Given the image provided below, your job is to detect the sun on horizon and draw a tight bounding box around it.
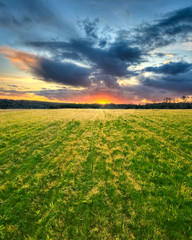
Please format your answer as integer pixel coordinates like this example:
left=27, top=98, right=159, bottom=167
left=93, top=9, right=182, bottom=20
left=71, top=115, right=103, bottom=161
left=79, top=94, right=124, bottom=105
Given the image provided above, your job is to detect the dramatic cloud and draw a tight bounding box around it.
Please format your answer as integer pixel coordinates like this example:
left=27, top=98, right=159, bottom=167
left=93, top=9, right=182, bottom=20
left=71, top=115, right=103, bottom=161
left=34, top=59, right=91, bottom=87
left=0, top=1, right=192, bottom=103
left=142, top=69, right=192, bottom=93
left=0, top=47, right=91, bottom=87
left=28, top=38, right=143, bottom=78
left=141, top=60, right=192, bottom=94
left=144, top=61, right=192, bottom=75
left=134, top=6, right=192, bottom=49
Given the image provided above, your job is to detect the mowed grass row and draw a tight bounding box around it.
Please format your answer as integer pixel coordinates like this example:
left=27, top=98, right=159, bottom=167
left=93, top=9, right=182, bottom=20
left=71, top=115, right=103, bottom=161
left=0, top=109, right=191, bottom=240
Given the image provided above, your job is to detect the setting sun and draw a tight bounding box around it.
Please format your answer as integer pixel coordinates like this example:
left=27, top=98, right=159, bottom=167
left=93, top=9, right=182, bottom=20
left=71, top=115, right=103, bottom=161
left=78, top=94, right=123, bottom=104
left=96, top=98, right=112, bottom=104
left=96, top=100, right=109, bottom=104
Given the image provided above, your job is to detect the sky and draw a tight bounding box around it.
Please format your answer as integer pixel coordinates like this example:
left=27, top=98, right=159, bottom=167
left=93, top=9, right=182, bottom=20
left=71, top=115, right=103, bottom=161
left=0, top=0, right=192, bottom=104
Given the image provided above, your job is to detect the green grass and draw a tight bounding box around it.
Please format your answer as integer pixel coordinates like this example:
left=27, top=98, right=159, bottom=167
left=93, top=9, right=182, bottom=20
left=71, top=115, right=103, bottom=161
left=0, top=109, right=192, bottom=239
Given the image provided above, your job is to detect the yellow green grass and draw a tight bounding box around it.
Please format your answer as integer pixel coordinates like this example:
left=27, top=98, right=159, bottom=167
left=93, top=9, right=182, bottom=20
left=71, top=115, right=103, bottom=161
left=0, top=109, right=192, bottom=239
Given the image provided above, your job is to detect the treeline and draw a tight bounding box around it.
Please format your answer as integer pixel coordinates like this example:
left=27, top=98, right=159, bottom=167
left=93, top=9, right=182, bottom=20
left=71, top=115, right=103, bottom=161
left=0, top=99, right=192, bottom=109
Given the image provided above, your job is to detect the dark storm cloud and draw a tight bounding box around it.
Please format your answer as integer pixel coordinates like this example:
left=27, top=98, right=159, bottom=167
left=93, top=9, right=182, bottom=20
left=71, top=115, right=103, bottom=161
left=142, top=60, right=192, bottom=93
left=29, top=38, right=143, bottom=78
left=134, top=6, right=192, bottom=49
left=33, top=58, right=92, bottom=87
left=60, top=52, right=81, bottom=61
left=159, top=6, right=192, bottom=26
left=144, top=61, right=192, bottom=75
left=108, top=40, right=143, bottom=63
left=26, top=37, right=144, bottom=89
left=99, top=40, right=107, bottom=48
left=142, top=69, right=192, bottom=93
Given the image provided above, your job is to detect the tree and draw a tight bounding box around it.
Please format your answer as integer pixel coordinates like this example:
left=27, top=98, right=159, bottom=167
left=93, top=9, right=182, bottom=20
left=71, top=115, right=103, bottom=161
left=164, top=97, right=172, bottom=103
left=182, top=96, right=188, bottom=103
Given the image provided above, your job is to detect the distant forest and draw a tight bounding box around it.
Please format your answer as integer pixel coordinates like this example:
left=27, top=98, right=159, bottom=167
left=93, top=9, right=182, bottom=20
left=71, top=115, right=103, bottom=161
left=0, top=99, right=192, bottom=109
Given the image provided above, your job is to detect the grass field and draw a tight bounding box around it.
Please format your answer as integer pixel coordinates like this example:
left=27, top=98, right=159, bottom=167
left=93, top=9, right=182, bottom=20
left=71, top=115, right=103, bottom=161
left=0, top=109, right=192, bottom=240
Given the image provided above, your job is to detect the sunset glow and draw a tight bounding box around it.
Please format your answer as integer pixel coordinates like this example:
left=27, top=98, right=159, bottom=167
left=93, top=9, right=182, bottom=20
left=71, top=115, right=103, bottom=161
left=0, top=0, right=191, bottom=104
left=82, top=95, right=120, bottom=104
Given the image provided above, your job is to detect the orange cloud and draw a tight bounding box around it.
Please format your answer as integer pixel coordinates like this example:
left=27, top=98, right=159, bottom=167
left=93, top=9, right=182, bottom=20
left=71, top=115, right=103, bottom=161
left=0, top=46, right=38, bottom=71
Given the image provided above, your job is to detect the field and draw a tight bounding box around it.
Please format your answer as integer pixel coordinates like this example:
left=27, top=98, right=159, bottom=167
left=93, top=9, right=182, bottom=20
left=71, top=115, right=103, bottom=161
left=0, top=109, right=192, bottom=240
